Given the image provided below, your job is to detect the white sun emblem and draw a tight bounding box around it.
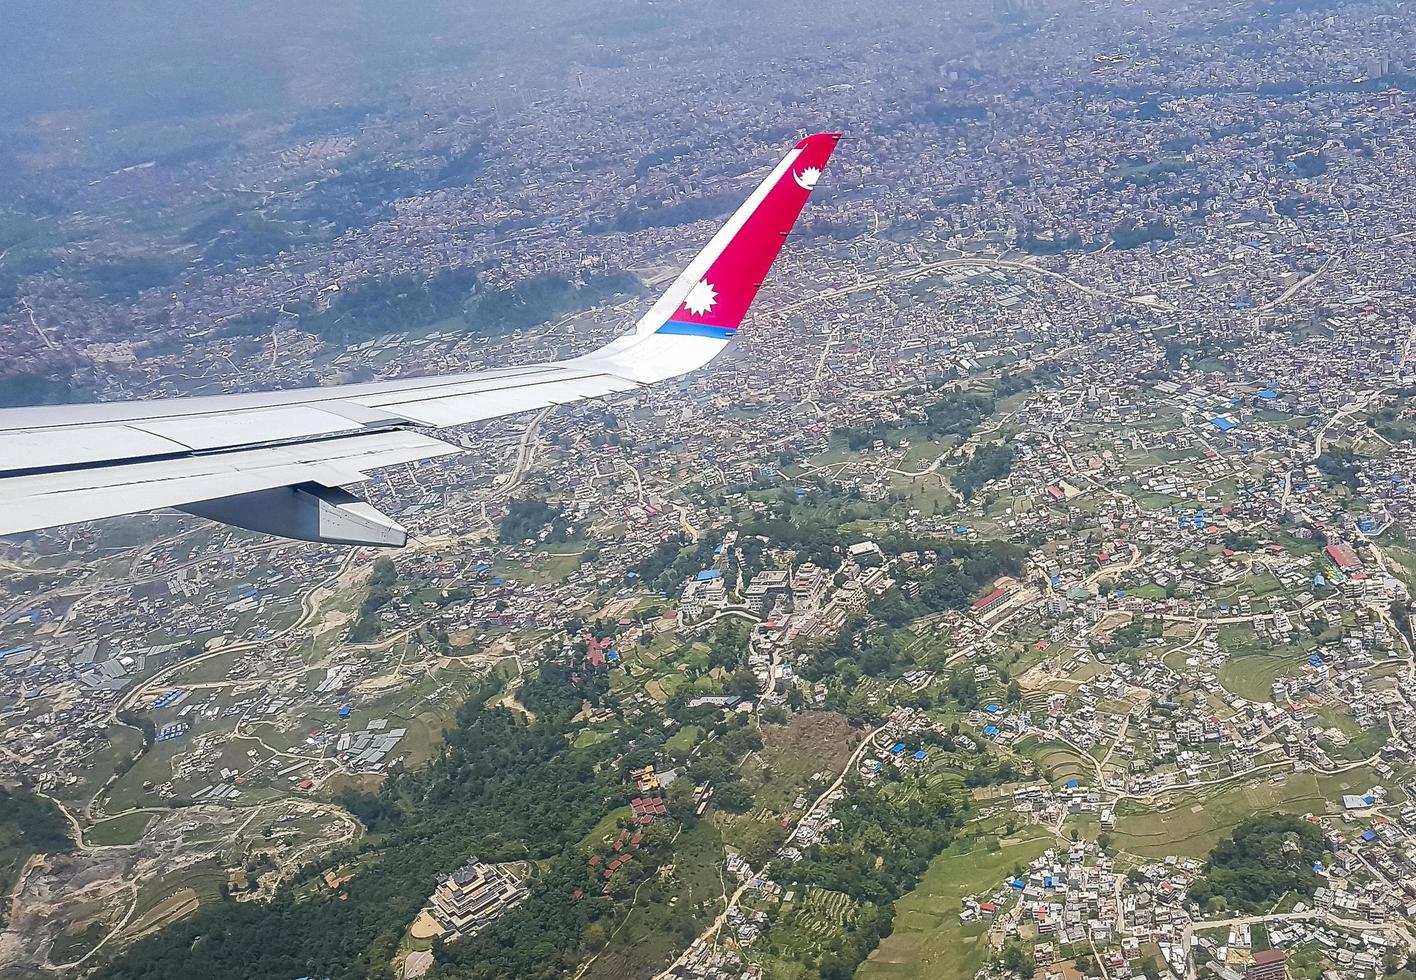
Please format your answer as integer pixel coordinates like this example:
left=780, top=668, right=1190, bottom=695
left=683, top=278, right=718, bottom=317
left=793, top=166, right=821, bottom=190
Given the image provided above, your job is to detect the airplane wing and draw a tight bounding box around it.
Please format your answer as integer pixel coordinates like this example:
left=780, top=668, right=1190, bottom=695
left=0, top=132, right=842, bottom=547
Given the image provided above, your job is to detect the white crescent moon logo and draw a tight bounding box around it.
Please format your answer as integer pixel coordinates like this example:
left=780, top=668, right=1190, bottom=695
left=793, top=166, right=822, bottom=190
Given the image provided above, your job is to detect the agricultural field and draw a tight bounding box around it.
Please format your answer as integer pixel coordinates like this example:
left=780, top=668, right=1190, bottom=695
left=1110, top=772, right=1354, bottom=859
left=1023, top=739, right=1097, bottom=788
left=858, top=824, right=1053, bottom=980
left=764, top=887, right=863, bottom=967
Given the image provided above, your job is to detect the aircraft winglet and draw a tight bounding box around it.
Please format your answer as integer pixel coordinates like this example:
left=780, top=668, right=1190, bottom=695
left=633, top=132, right=843, bottom=341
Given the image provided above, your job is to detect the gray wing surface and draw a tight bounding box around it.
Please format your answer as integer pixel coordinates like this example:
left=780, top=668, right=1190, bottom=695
left=0, top=359, right=649, bottom=546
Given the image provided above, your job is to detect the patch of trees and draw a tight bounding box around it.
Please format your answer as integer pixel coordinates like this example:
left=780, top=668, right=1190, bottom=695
left=81, top=255, right=186, bottom=302
left=995, top=367, right=1058, bottom=398
left=631, top=532, right=724, bottom=595
left=848, top=368, right=1058, bottom=451
left=334, top=785, right=402, bottom=834
left=796, top=540, right=1023, bottom=697
left=292, top=163, right=437, bottom=235
left=999, top=942, right=1037, bottom=978
left=922, top=391, right=999, bottom=441
left=437, top=143, right=485, bottom=186
left=1187, top=813, right=1324, bottom=912
left=712, top=782, right=755, bottom=812
left=290, top=102, right=378, bottom=139
left=1222, top=531, right=1261, bottom=552
left=0, top=787, right=72, bottom=855
left=497, top=498, right=575, bottom=545
left=520, top=663, right=610, bottom=721
left=1017, top=228, right=1088, bottom=255
left=288, top=267, right=480, bottom=345
left=280, top=268, right=640, bottom=347
left=839, top=391, right=999, bottom=453
left=1391, top=599, right=1415, bottom=650
left=1110, top=217, right=1175, bottom=250
left=462, top=271, right=640, bottom=335
left=1109, top=617, right=1163, bottom=649
left=348, top=556, right=397, bottom=643
left=1160, top=332, right=1241, bottom=371
left=934, top=185, right=979, bottom=208
left=799, top=216, right=869, bottom=240
left=1369, top=407, right=1416, bottom=444
left=916, top=101, right=990, bottom=125
left=0, top=787, right=72, bottom=926
left=954, top=442, right=1016, bottom=499
left=587, top=191, right=740, bottom=235
left=1275, top=147, right=1328, bottom=178
left=117, top=709, right=157, bottom=750
left=946, top=669, right=980, bottom=709
left=870, top=539, right=1026, bottom=628
left=739, top=514, right=850, bottom=571
left=1315, top=446, right=1361, bottom=489
left=1275, top=195, right=1329, bottom=218
left=633, top=143, right=693, bottom=180
left=963, top=757, right=1022, bottom=787
left=672, top=717, right=761, bottom=796
left=184, top=208, right=295, bottom=265
left=706, top=621, right=750, bottom=672
left=1108, top=159, right=1189, bottom=189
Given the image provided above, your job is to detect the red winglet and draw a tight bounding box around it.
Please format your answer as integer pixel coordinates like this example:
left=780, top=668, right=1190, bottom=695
left=657, top=133, right=841, bottom=337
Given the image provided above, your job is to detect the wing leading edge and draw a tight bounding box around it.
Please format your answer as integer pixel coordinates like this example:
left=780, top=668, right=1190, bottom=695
left=0, top=132, right=842, bottom=546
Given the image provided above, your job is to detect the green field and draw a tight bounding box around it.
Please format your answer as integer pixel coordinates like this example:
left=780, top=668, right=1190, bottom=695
left=49, top=726, right=145, bottom=807
left=1112, top=773, right=1330, bottom=859
left=858, top=825, right=1052, bottom=980
left=86, top=811, right=155, bottom=846
left=48, top=920, right=108, bottom=965
left=1217, top=651, right=1306, bottom=702
left=665, top=724, right=702, bottom=755
left=573, top=729, right=612, bottom=750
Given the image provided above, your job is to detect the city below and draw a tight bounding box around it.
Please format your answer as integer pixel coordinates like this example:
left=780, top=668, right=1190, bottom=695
left=2, top=1, right=1416, bottom=980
